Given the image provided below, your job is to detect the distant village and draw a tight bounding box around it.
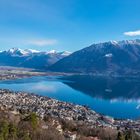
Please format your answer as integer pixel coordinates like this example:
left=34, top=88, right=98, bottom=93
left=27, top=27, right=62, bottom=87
left=0, top=67, right=45, bottom=80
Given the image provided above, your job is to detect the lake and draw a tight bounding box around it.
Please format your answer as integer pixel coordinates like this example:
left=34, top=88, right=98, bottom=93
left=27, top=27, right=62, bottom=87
left=0, top=75, right=140, bottom=119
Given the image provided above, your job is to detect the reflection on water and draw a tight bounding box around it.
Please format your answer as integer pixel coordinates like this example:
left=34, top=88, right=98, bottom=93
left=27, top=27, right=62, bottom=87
left=60, top=75, right=140, bottom=101
left=0, top=75, right=140, bottom=119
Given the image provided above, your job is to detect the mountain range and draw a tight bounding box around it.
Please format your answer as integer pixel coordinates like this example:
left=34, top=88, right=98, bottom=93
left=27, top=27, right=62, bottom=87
left=1, top=39, right=140, bottom=75
left=49, top=39, right=140, bottom=75
left=0, top=48, right=71, bottom=70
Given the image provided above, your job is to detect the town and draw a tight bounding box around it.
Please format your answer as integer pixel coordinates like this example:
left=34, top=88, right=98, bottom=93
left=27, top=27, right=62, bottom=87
left=0, top=66, right=47, bottom=80
left=0, top=89, right=140, bottom=138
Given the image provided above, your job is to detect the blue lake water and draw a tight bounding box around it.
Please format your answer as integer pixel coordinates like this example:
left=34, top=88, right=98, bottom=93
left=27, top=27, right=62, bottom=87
left=0, top=75, right=140, bottom=119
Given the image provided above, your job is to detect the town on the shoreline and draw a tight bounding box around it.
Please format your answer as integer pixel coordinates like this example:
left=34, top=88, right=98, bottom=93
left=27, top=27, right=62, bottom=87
left=0, top=67, right=46, bottom=80
left=0, top=89, right=140, bottom=135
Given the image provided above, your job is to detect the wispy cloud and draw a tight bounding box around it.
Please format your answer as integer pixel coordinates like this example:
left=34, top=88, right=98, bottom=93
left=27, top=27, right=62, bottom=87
left=124, top=30, right=140, bottom=36
left=0, top=37, right=58, bottom=47
left=28, top=39, right=57, bottom=46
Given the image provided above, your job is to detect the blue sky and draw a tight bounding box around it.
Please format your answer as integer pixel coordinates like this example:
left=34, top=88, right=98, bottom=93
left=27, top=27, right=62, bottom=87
left=0, top=0, right=140, bottom=52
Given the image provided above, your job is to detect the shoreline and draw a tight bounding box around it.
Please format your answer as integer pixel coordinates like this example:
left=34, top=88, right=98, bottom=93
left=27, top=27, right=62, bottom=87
left=0, top=88, right=139, bottom=134
left=1, top=65, right=140, bottom=82
left=0, top=69, right=139, bottom=121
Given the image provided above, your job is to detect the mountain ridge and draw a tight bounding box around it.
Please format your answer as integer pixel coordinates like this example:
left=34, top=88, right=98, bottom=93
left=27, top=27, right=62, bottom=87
left=49, top=39, right=140, bottom=75
left=0, top=48, right=71, bottom=70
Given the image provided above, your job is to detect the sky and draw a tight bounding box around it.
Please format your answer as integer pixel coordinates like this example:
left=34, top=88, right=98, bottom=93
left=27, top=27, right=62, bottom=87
left=0, top=0, right=140, bottom=52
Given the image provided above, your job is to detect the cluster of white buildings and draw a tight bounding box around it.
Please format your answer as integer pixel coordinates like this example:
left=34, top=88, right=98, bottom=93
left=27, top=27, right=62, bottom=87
left=0, top=89, right=139, bottom=134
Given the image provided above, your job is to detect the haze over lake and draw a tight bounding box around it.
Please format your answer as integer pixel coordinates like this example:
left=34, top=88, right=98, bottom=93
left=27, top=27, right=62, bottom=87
left=0, top=75, right=140, bottom=119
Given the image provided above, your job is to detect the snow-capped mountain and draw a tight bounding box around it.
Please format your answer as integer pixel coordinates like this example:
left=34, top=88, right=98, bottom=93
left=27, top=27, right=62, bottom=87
left=0, top=48, right=71, bottom=69
left=49, top=39, right=140, bottom=75
left=3, top=48, right=41, bottom=56
left=24, top=49, right=40, bottom=54
left=6, top=48, right=29, bottom=56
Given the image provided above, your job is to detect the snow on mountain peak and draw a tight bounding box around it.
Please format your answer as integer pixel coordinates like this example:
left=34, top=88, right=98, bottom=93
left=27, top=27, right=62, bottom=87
left=59, top=51, right=71, bottom=56
left=94, top=39, right=140, bottom=49
left=46, top=50, right=71, bottom=56
left=117, top=39, right=140, bottom=46
left=47, top=50, right=57, bottom=54
left=0, top=48, right=71, bottom=69
left=1, top=48, right=71, bottom=57
left=110, top=40, right=118, bottom=45
left=4, top=48, right=42, bottom=56
left=24, top=49, right=40, bottom=54
left=8, top=48, right=21, bottom=53
left=7, top=48, right=28, bottom=55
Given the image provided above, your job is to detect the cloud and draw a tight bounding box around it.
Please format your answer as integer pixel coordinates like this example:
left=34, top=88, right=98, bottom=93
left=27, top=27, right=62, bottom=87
left=0, top=36, right=58, bottom=48
left=28, top=39, right=57, bottom=46
left=124, top=30, right=140, bottom=36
